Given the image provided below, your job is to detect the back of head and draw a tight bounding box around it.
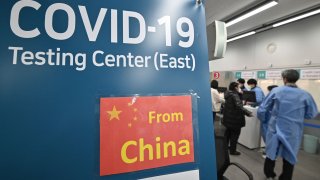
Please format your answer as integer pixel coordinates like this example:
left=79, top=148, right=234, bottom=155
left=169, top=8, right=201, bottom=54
left=282, top=69, right=300, bottom=83
left=247, top=79, right=257, bottom=86
left=211, top=80, right=219, bottom=89
left=228, top=82, right=238, bottom=91
left=237, top=78, right=245, bottom=84
left=267, top=85, right=278, bottom=92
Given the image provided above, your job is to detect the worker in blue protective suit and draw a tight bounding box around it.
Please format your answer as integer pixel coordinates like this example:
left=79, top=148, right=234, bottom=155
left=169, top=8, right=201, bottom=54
left=257, top=69, right=318, bottom=180
left=247, top=79, right=265, bottom=106
left=260, top=85, right=278, bottom=142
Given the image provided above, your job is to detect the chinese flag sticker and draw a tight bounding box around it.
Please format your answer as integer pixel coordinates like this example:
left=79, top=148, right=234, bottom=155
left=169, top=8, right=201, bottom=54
left=100, top=95, right=194, bottom=176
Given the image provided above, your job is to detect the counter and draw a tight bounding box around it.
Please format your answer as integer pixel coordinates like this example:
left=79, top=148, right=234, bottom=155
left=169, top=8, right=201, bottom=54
left=238, top=106, right=264, bottom=149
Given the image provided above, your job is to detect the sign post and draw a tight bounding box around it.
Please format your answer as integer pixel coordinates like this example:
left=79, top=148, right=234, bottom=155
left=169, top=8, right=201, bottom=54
left=0, top=0, right=216, bottom=180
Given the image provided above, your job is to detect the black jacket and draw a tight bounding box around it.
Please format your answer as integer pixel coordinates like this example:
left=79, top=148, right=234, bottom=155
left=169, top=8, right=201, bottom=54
left=222, top=90, right=251, bottom=129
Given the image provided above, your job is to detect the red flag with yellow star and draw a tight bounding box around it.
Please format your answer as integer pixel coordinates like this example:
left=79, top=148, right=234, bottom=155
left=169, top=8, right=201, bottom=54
left=100, top=95, right=194, bottom=176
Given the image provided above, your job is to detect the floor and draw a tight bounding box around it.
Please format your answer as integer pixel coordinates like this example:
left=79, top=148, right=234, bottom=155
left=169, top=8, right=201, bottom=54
left=214, top=120, right=320, bottom=180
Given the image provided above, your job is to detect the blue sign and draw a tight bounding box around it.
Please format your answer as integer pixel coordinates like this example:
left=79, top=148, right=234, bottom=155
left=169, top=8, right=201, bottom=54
left=235, top=72, right=242, bottom=79
left=0, top=0, right=216, bottom=179
left=257, top=71, right=266, bottom=79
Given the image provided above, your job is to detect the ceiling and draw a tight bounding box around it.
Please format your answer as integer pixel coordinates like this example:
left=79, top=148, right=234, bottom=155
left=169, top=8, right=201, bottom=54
left=205, top=0, right=320, bottom=37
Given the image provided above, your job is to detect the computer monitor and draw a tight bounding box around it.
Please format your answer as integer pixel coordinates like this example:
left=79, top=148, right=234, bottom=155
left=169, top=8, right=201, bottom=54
left=243, top=91, right=256, bottom=103
left=217, top=87, right=227, bottom=93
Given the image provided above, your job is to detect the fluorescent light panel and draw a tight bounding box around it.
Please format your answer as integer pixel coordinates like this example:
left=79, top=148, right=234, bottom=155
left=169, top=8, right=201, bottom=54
left=226, top=1, right=278, bottom=27
left=273, top=9, right=320, bottom=27
left=227, top=31, right=256, bottom=42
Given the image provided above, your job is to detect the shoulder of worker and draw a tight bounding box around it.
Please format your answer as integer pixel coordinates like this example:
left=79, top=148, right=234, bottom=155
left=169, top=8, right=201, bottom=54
left=255, top=86, right=264, bottom=92
left=273, top=85, right=312, bottom=97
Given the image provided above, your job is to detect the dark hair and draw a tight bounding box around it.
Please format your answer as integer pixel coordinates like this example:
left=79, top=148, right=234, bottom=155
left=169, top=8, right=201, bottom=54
left=211, top=80, right=218, bottom=89
left=237, top=78, right=245, bottom=84
left=228, top=82, right=239, bottom=91
left=247, top=79, right=257, bottom=85
left=267, top=85, right=278, bottom=91
left=282, top=69, right=300, bottom=83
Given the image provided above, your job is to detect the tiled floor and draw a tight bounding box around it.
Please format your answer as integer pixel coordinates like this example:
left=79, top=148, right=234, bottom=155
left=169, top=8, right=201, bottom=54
left=224, top=145, right=320, bottom=180
left=214, top=121, right=320, bottom=180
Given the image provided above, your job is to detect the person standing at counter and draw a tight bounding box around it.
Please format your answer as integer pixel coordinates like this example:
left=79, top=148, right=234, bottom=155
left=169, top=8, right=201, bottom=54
left=223, top=82, right=252, bottom=155
left=247, top=79, right=265, bottom=106
left=237, top=78, right=247, bottom=101
left=211, top=80, right=224, bottom=121
left=237, top=78, right=247, bottom=91
left=257, top=69, right=318, bottom=180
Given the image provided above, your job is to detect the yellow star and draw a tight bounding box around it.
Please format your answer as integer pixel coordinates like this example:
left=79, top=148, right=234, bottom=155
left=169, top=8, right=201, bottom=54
left=128, top=102, right=132, bottom=106
left=128, top=123, right=132, bottom=127
left=133, top=108, right=138, bottom=112
left=107, top=106, right=122, bottom=120
left=133, top=116, right=138, bottom=121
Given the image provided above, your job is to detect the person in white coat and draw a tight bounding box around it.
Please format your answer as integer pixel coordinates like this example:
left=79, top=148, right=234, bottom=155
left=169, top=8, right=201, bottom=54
left=211, top=80, right=224, bottom=121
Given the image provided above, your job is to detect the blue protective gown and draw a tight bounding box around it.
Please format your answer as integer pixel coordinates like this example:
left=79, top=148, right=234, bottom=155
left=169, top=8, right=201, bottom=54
left=251, top=86, right=265, bottom=106
left=258, top=85, right=318, bottom=164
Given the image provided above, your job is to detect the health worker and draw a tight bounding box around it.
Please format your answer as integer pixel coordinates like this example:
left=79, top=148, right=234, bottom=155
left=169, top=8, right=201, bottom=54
left=257, top=69, right=318, bottom=180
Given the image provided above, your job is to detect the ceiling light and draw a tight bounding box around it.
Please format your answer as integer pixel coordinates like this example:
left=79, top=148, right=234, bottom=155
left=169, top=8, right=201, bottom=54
left=226, top=1, right=278, bottom=27
left=227, top=31, right=256, bottom=42
left=273, top=9, right=320, bottom=27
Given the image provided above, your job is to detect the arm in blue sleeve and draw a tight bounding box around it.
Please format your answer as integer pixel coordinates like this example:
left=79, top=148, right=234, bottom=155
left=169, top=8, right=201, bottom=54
left=257, top=92, right=274, bottom=123
left=305, top=93, right=319, bottom=119
left=255, top=88, right=265, bottom=105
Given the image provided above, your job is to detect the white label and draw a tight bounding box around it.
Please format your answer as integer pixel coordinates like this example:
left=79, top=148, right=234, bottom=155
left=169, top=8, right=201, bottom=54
left=266, top=70, right=282, bottom=79
left=301, top=69, right=320, bottom=79
left=140, top=170, right=199, bottom=180
left=241, top=71, right=256, bottom=79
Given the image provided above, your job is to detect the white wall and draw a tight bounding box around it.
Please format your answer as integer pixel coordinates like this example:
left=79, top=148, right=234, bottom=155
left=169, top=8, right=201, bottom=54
left=209, top=14, right=320, bottom=72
